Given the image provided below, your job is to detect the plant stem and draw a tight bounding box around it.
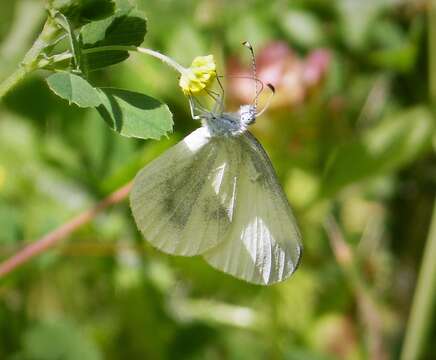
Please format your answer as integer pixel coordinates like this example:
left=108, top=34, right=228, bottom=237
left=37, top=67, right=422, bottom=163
left=0, top=182, right=133, bottom=279
left=400, top=2, right=436, bottom=358
left=430, top=0, right=436, bottom=104
left=0, top=16, right=62, bottom=99
left=400, top=202, right=436, bottom=360
left=0, top=67, right=28, bottom=99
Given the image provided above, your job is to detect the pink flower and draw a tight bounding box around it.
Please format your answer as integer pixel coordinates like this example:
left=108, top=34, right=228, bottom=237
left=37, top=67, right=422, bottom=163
left=227, top=41, right=331, bottom=110
left=303, top=49, right=331, bottom=88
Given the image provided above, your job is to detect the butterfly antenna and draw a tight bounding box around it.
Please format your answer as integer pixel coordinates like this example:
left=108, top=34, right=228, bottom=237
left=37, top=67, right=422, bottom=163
left=242, top=41, right=258, bottom=113
left=213, top=71, right=225, bottom=113
left=256, top=84, right=275, bottom=117
left=217, top=74, right=264, bottom=95
left=216, top=75, right=225, bottom=96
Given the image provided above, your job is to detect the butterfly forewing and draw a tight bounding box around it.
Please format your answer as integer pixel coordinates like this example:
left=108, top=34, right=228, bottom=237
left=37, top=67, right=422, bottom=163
left=202, top=132, right=302, bottom=285
left=130, top=128, right=236, bottom=256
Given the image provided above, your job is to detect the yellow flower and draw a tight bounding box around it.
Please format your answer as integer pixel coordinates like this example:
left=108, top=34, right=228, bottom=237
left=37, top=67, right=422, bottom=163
left=179, top=55, right=216, bottom=95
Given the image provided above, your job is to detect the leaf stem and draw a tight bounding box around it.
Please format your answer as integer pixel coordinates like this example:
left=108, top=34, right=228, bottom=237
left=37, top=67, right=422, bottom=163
left=0, top=182, right=133, bottom=279
left=82, top=45, right=188, bottom=75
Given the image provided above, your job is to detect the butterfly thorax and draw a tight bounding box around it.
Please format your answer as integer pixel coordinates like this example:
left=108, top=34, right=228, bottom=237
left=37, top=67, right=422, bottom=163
left=201, top=104, right=256, bottom=137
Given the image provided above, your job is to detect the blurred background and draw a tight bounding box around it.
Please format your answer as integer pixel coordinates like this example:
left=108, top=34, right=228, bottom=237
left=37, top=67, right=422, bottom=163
left=0, top=0, right=435, bottom=359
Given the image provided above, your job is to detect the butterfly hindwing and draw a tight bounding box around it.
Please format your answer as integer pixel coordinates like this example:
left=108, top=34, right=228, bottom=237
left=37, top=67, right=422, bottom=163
left=202, top=131, right=302, bottom=285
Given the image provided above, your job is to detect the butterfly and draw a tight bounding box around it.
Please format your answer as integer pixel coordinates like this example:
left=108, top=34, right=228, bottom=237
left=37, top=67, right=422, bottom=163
left=130, top=42, right=302, bottom=285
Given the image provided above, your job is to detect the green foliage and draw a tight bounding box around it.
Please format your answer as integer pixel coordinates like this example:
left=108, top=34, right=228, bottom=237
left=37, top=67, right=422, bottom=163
left=97, top=88, right=173, bottom=139
left=17, top=321, right=101, bottom=360
left=280, top=10, right=325, bottom=48
left=47, top=0, right=116, bottom=27
left=46, top=72, right=102, bottom=107
left=322, top=107, right=434, bottom=196
left=0, top=0, right=435, bottom=359
left=0, top=203, right=21, bottom=244
left=38, top=0, right=159, bottom=140
left=336, top=0, right=387, bottom=50
left=81, top=6, right=147, bottom=70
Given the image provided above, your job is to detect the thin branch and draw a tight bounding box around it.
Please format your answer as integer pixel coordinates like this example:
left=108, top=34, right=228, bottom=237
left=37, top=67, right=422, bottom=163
left=0, top=241, right=146, bottom=257
left=0, top=182, right=133, bottom=278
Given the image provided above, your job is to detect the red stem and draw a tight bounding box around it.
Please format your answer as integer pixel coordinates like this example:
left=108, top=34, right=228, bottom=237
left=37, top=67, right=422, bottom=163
left=0, top=181, right=133, bottom=278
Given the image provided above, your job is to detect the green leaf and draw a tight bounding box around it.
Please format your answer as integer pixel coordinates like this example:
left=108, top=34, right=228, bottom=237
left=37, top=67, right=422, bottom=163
left=321, top=107, right=435, bottom=197
left=368, top=18, right=423, bottom=73
left=97, top=88, right=173, bottom=140
left=81, top=6, right=147, bottom=70
left=53, top=12, right=84, bottom=70
left=337, top=0, right=388, bottom=50
left=46, top=72, right=102, bottom=107
left=369, top=45, right=417, bottom=73
left=47, top=0, right=116, bottom=27
left=279, top=10, right=324, bottom=48
left=0, top=203, right=22, bottom=244
left=19, top=320, right=102, bottom=360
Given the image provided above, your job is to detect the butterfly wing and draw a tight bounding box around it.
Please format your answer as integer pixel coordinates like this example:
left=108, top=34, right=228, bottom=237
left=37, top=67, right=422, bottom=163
left=130, top=127, right=237, bottom=256
left=203, top=131, right=302, bottom=285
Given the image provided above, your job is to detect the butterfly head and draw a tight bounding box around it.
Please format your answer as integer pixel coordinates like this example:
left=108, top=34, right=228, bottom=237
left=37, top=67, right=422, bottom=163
left=188, top=42, right=274, bottom=136
left=239, top=104, right=256, bottom=126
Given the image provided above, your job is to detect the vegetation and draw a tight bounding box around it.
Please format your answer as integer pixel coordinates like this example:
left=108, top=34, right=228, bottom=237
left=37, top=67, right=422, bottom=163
left=0, top=0, right=434, bottom=359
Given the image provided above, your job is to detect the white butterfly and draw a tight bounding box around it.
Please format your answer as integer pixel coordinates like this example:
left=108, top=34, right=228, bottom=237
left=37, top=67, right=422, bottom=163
left=130, top=44, right=302, bottom=285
